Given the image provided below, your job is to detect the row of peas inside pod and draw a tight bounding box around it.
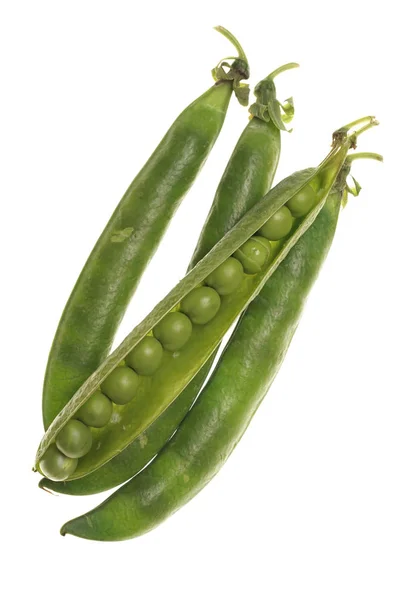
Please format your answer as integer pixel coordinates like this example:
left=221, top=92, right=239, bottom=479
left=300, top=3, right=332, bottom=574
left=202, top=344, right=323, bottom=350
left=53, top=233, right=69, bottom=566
left=39, top=187, right=317, bottom=482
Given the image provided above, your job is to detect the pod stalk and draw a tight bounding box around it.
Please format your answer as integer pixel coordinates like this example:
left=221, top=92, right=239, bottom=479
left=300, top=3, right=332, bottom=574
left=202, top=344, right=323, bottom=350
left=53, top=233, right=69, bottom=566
left=266, top=62, right=300, bottom=81
left=249, top=62, right=299, bottom=131
left=346, top=152, right=383, bottom=163
left=333, top=116, right=378, bottom=148
left=339, top=116, right=378, bottom=133
left=213, top=25, right=248, bottom=63
left=337, top=149, right=382, bottom=207
left=212, top=26, right=250, bottom=106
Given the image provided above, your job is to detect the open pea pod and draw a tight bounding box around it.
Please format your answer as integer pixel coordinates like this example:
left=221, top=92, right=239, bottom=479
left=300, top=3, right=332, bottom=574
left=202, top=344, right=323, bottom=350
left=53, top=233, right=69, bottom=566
left=34, top=119, right=374, bottom=479
left=59, top=150, right=382, bottom=541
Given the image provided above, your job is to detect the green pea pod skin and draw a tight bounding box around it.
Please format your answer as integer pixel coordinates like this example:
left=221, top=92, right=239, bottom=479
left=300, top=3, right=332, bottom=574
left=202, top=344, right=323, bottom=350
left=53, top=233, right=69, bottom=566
left=35, top=141, right=349, bottom=479
left=40, top=113, right=281, bottom=495
left=189, top=115, right=280, bottom=266
left=42, top=81, right=235, bottom=430
left=60, top=189, right=342, bottom=540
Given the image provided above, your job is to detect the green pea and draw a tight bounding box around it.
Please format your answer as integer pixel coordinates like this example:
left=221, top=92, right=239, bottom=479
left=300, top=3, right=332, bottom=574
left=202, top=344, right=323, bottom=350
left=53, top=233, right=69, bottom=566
left=234, top=236, right=271, bottom=274
left=153, top=312, right=192, bottom=352
left=181, top=286, right=221, bottom=325
left=101, top=367, right=139, bottom=405
left=76, top=391, right=113, bottom=428
left=126, top=336, right=163, bottom=376
left=56, top=419, right=93, bottom=459
left=205, top=257, right=244, bottom=296
left=39, top=444, right=78, bottom=481
left=258, top=206, right=293, bottom=241
left=286, top=183, right=317, bottom=217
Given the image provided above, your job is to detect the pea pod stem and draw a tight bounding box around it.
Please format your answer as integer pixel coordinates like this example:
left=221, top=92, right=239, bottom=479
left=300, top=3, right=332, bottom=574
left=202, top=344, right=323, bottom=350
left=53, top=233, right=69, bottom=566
left=341, top=151, right=383, bottom=206
left=211, top=26, right=250, bottom=105
left=346, top=152, right=383, bottom=163
left=333, top=116, right=378, bottom=147
left=338, top=115, right=378, bottom=133
left=265, top=62, right=300, bottom=80
left=213, top=25, right=248, bottom=63
left=249, top=63, right=299, bottom=130
left=350, top=119, right=379, bottom=140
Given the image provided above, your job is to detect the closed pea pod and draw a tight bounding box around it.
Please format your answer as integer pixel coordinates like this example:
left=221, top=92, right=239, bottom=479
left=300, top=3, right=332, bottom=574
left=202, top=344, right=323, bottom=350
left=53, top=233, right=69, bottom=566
left=41, top=26, right=250, bottom=430
left=39, top=63, right=298, bottom=495
left=35, top=118, right=369, bottom=481
left=60, top=152, right=382, bottom=541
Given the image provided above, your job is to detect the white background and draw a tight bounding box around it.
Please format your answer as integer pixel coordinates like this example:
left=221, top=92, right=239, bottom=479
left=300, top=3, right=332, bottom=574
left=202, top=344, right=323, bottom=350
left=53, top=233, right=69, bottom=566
left=1, top=1, right=399, bottom=598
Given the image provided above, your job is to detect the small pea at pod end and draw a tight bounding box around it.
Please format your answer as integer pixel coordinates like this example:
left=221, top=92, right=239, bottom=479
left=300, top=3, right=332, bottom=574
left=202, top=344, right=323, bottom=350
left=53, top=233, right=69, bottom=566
left=39, top=444, right=78, bottom=481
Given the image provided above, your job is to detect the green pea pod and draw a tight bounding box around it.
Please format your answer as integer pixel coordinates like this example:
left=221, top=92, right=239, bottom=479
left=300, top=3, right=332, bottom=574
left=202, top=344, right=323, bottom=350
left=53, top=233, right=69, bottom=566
left=42, top=26, right=250, bottom=430
left=34, top=125, right=356, bottom=480
left=40, top=63, right=298, bottom=495
left=35, top=118, right=376, bottom=480
left=34, top=123, right=364, bottom=479
left=60, top=151, right=382, bottom=541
